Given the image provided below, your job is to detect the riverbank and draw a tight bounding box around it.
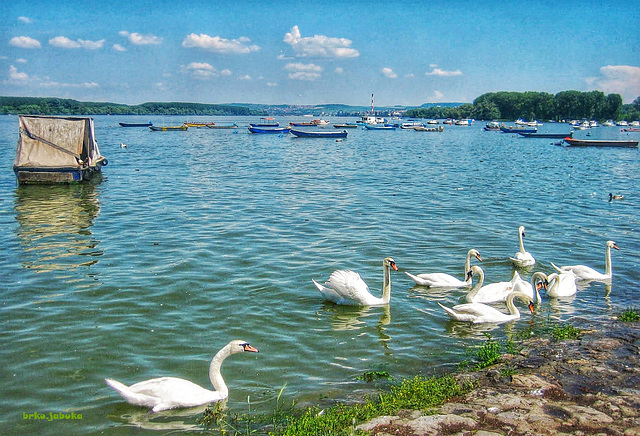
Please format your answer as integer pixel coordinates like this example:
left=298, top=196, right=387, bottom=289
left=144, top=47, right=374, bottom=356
left=357, top=317, right=640, bottom=435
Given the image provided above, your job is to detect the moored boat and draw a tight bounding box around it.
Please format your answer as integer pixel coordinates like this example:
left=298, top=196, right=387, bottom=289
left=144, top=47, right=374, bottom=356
left=563, top=137, right=638, bottom=148
left=184, top=122, right=215, bottom=128
left=248, top=126, right=290, bottom=134
left=150, top=125, right=188, bottom=131
left=119, top=121, right=153, bottom=127
left=290, top=129, right=348, bottom=138
left=364, top=124, right=396, bottom=130
left=250, top=117, right=279, bottom=127
left=414, top=125, right=444, bottom=132
left=484, top=121, right=501, bottom=131
left=333, top=123, right=358, bottom=128
left=14, top=115, right=107, bottom=184
left=518, top=132, right=573, bottom=138
left=207, top=123, right=238, bottom=129
left=500, top=124, right=537, bottom=133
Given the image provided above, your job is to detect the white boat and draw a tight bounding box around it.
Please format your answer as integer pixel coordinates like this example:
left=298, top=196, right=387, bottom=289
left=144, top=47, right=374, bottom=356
left=616, top=120, right=629, bottom=126
left=573, top=121, right=591, bottom=130
left=630, top=121, right=640, bottom=127
left=427, top=119, right=439, bottom=124
left=455, top=118, right=474, bottom=126
left=603, top=120, right=615, bottom=127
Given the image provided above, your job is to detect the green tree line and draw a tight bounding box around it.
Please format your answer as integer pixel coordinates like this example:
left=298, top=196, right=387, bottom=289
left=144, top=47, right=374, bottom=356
left=0, top=97, right=265, bottom=116
left=405, top=91, right=640, bottom=121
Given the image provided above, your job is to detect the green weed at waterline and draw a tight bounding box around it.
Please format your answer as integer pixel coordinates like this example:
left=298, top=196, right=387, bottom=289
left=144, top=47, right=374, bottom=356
left=551, top=323, right=582, bottom=341
left=618, top=308, right=640, bottom=322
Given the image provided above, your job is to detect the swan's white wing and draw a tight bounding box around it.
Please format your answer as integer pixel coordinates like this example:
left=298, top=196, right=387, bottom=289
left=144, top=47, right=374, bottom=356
left=316, top=270, right=376, bottom=305
left=438, top=302, right=478, bottom=322
left=105, top=378, right=159, bottom=409
left=510, top=251, right=535, bottom=267
left=451, top=302, right=505, bottom=318
left=405, top=271, right=467, bottom=287
left=127, top=377, right=221, bottom=411
left=555, top=264, right=605, bottom=280
left=469, top=281, right=514, bottom=303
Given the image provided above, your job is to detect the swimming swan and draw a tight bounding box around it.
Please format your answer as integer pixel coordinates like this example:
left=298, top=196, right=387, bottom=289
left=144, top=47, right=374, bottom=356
left=511, top=271, right=548, bottom=304
left=551, top=240, right=619, bottom=281
left=546, top=271, right=578, bottom=297
left=312, top=257, right=398, bottom=306
left=105, top=340, right=259, bottom=412
left=438, top=289, right=534, bottom=324
left=464, top=265, right=521, bottom=303
left=404, top=249, right=482, bottom=287
left=509, top=226, right=536, bottom=267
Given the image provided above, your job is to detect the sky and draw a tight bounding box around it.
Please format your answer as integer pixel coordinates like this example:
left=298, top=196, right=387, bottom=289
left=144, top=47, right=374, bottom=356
left=1, top=0, right=639, bottom=107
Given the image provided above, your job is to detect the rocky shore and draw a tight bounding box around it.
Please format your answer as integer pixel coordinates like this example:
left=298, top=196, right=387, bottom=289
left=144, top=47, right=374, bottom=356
left=357, top=318, right=640, bottom=436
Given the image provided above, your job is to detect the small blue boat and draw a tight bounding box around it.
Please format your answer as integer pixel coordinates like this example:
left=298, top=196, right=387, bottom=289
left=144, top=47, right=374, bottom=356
left=290, top=129, right=348, bottom=138
left=500, top=125, right=537, bottom=133
left=364, top=124, right=396, bottom=130
left=248, top=126, right=290, bottom=134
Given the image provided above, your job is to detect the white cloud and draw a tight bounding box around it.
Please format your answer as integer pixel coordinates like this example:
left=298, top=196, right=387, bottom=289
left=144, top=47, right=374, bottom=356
left=284, top=62, right=323, bottom=81
left=220, top=69, right=232, bottom=76
left=267, top=82, right=278, bottom=87
left=16, top=58, right=27, bottom=64
left=335, top=67, right=344, bottom=74
left=9, top=36, right=41, bottom=49
left=49, top=36, right=105, bottom=49
left=119, top=31, right=162, bottom=45
left=182, top=62, right=217, bottom=79
left=18, top=16, right=33, bottom=24
left=8, top=65, right=28, bottom=83
left=113, top=44, right=126, bottom=52
left=382, top=67, right=398, bottom=79
left=40, top=81, right=99, bottom=88
left=589, top=65, right=640, bottom=103
left=238, top=75, right=252, bottom=81
left=430, top=90, right=445, bottom=101
left=425, top=65, right=463, bottom=77
left=182, top=33, right=260, bottom=54
left=283, top=26, right=359, bottom=58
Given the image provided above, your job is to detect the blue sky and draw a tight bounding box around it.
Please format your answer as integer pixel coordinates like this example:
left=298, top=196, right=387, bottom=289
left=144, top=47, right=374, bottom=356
left=1, top=0, right=638, bottom=106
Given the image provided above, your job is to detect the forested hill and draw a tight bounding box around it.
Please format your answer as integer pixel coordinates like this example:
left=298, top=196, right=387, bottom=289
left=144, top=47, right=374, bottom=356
left=0, top=97, right=265, bottom=116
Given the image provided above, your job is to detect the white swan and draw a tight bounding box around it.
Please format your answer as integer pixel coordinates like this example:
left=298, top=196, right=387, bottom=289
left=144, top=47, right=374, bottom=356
left=511, top=271, right=548, bottom=304
left=438, top=289, right=534, bottom=324
left=464, top=265, right=521, bottom=303
left=105, top=340, right=259, bottom=412
left=551, top=240, right=619, bottom=281
left=404, top=249, right=482, bottom=288
left=312, top=257, right=398, bottom=306
left=509, top=226, right=536, bottom=267
left=546, top=271, right=578, bottom=297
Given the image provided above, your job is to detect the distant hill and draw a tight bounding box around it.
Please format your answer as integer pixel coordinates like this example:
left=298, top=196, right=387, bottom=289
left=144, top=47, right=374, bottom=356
left=0, top=96, right=465, bottom=117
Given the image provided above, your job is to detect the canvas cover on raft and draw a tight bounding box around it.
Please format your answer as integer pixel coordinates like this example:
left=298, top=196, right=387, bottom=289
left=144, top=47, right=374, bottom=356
left=14, top=115, right=104, bottom=170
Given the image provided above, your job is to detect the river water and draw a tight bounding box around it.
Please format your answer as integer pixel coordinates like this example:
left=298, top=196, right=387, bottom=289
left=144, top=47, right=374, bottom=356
left=1, top=115, right=638, bottom=434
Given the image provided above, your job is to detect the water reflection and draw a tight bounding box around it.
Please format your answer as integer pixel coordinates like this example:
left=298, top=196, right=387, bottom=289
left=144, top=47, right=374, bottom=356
left=107, top=403, right=209, bottom=432
left=547, top=294, right=577, bottom=318
left=321, top=304, right=391, bottom=346
left=14, top=183, right=102, bottom=272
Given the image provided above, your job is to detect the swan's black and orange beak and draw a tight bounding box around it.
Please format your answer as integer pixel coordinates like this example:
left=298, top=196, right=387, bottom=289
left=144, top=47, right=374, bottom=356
left=390, top=260, right=399, bottom=271
left=475, top=253, right=483, bottom=262
left=528, top=301, right=535, bottom=314
left=243, top=344, right=259, bottom=353
left=535, top=280, right=548, bottom=292
left=613, top=244, right=620, bottom=250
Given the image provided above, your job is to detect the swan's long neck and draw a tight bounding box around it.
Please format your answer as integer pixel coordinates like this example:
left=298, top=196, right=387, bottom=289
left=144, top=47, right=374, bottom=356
left=518, top=230, right=526, bottom=253
left=382, top=262, right=391, bottom=304
left=464, top=252, right=472, bottom=281
left=531, top=272, right=547, bottom=304
left=465, top=268, right=484, bottom=302
left=209, top=345, right=231, bottom=396
left=604, top=245, right=612, bottom=277
left=505, top=292, right=521, bottom=316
